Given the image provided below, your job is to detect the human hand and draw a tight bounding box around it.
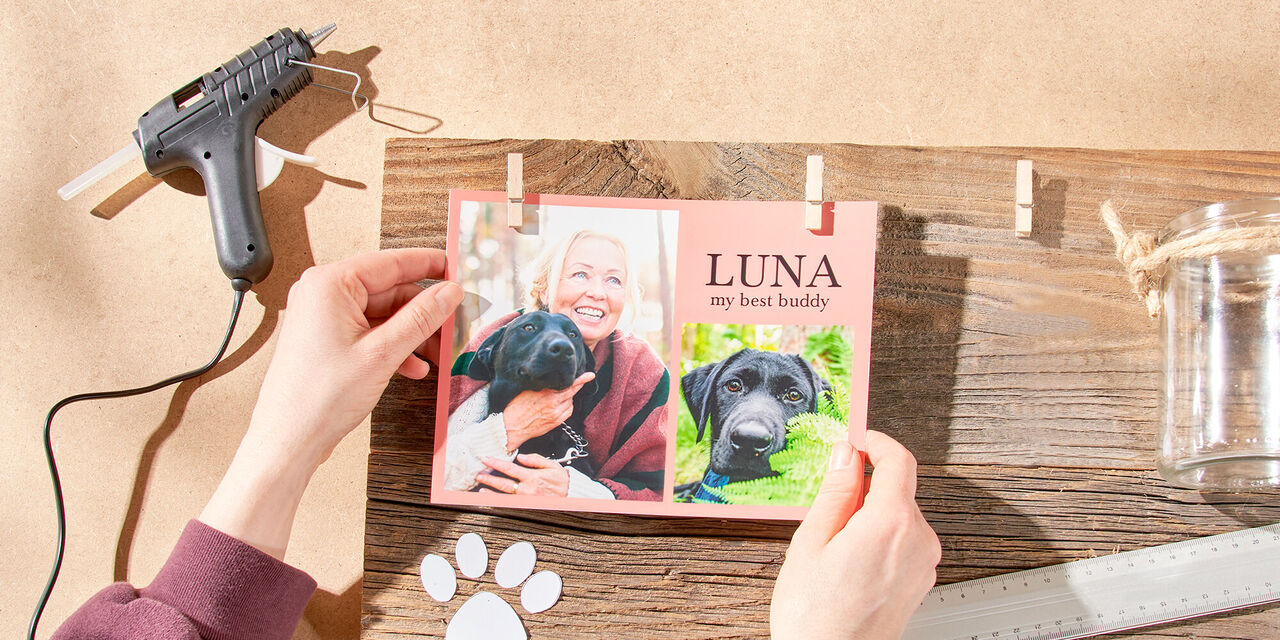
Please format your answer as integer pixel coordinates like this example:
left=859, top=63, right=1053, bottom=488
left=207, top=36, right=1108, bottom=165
left=202, top=249, right=462, bottom=558
left=476, top=453, right=570, bottom=496
left=500, top=373, right=595, bottom=451
left=242, top=248, right=463, bottom=470
left=770, top=431, right=941, bottom=640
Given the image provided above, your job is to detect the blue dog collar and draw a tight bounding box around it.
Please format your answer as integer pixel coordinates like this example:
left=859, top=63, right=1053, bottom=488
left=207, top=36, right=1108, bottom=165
left=692, top=470, right=731, bottom=504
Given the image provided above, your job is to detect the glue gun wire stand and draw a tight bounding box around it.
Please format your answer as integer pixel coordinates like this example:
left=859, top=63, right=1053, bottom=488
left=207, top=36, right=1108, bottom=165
left=27, top=279, right=250, bottom=640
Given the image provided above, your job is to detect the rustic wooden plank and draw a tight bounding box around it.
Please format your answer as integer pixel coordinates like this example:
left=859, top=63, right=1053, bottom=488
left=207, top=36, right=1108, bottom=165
left=368, top=139, right=1280, bottom=639
left=366, top=462, right=1280, bottom=559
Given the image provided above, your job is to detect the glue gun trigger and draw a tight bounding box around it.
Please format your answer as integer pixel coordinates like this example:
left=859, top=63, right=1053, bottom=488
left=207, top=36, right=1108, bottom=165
left=255, top=137, right=319, bottom=190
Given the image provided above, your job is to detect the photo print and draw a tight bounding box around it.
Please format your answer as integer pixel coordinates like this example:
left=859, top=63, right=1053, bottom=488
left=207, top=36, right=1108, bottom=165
left=674, top=323, right=854, bottom=507
left=432, top=192, right=878, bottom=520
left=437, top=193, right=678, bottom=509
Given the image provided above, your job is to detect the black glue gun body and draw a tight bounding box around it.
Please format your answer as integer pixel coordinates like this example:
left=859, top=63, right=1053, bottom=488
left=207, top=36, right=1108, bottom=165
left=133, top=27, right=324, bottom=284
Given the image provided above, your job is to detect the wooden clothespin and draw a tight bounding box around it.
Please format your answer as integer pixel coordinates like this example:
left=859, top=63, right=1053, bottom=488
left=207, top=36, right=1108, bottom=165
left=507, top=153, right=523, bottom=228
left=805, top=155, right=824, bottom=231
left=1015, top=159, right=1033, bottom=238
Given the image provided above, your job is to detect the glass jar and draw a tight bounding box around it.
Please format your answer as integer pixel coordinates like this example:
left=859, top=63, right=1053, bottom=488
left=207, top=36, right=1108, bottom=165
left=1158, top=197, right=1280, bottom=490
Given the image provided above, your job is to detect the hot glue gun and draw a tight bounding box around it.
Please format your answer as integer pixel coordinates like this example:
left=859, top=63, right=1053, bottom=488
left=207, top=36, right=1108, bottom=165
left=59, top=24, right=346, bottom=285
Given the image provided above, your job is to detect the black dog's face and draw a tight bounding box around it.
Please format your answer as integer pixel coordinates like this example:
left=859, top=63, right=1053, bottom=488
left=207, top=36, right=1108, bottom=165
left=681, top=349, right=829, bottom=481
left=469, top=311, right=595, bottom=414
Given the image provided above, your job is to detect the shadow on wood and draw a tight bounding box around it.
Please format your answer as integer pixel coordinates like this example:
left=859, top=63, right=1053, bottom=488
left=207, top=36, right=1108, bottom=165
left=1032, top=172, right=1068, bottom=248
left=870, top=203, right=1063, bottom=582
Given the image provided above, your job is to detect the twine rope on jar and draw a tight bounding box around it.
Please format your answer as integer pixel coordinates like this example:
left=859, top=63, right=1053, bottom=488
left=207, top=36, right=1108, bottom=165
left=1100, top=199, right=1280, bottom=318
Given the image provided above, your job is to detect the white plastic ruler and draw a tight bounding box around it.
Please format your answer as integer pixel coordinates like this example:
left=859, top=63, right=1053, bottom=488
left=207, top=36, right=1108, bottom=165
left=903, top=523, right=1280, bottom=640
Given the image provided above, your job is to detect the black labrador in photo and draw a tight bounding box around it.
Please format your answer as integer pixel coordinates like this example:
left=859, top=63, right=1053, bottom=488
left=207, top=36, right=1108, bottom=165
left=677, top=348, right=829, bottom=502
left=466, top=311, right=597, bottom=474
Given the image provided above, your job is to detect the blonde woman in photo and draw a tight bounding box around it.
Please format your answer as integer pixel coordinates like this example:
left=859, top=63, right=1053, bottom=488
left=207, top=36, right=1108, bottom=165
left=444, top=230, right=668, bottom=500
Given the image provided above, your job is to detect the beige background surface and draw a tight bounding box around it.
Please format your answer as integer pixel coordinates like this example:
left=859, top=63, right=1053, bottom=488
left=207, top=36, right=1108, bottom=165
left=3, top=2, right=1278, bottom=638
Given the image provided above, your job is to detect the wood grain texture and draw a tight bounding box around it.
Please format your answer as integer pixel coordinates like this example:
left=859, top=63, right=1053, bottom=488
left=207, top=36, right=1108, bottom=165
left=367, top=139, right=1280, bottom=638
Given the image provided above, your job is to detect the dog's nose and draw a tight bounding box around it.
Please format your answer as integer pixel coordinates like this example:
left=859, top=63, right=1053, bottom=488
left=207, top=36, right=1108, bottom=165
left=544, top=337, right=573, bottom=360
left=729, top=424, right=773, bottom=454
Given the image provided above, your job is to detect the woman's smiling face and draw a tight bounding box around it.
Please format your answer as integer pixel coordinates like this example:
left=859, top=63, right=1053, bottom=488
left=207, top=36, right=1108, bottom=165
left=546, top=236, right=627, bottom=348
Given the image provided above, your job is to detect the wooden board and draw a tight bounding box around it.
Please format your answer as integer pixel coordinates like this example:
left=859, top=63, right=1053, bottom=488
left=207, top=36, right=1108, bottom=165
left=366, top=139, right=1280, bottom=639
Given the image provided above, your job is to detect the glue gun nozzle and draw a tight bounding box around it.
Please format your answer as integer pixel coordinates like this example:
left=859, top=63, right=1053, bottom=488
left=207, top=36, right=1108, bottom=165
left=306, top=23, right=337, bottom=49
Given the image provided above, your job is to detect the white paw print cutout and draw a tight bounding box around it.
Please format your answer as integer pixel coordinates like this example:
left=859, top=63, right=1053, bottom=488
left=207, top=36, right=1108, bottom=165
left=419, top=533, right=564, bottom=640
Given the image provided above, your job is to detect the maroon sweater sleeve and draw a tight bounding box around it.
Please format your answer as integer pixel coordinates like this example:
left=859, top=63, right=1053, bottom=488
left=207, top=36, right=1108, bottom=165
left=53, top=520, right=316, bottom=640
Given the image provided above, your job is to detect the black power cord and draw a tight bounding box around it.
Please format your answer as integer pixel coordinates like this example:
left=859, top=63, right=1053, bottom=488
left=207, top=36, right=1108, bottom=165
left=28, top=278, right=251, bottom=640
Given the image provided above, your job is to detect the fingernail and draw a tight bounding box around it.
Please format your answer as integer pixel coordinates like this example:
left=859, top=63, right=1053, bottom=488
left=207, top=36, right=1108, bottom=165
left=828, top=442, right=854, bottom=470
left=437, top=281, right=464, bottom=307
